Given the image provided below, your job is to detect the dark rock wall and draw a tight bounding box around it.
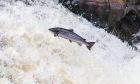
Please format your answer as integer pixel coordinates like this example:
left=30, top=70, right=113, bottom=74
left=59, top=0, right=140, bottom=47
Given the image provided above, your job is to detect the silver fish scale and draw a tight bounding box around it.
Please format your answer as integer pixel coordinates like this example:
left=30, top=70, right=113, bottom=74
left=59, top=30, right=85, bottom=42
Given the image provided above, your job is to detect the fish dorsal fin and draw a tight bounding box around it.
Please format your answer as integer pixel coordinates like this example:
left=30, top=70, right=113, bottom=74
left=68, top=29, right=74, bottom=32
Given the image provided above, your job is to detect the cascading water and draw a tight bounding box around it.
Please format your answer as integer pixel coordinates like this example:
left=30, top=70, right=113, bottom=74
left=0, top=0, right=140, bottom=84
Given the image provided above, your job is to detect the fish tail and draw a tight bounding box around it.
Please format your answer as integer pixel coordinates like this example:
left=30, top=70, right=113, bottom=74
left=86, top=42, right=95, bottom=50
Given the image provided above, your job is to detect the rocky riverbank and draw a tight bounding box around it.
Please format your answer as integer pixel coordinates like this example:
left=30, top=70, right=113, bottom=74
left=59, top=0, right=140, bottom=48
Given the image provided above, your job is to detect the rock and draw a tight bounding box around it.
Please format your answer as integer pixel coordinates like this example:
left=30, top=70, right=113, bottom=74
left=59, top=0, right=126, bottom=28
left=59, top=0, right=140, bottom=47
left=128, top=32, right=140, bottom=50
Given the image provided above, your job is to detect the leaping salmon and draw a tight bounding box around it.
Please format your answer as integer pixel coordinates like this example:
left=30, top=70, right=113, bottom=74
left=48, top=27, right=95, bottom=50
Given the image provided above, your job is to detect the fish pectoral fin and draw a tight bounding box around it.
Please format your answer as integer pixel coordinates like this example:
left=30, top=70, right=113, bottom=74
left=69, top=40, right=72, bottom=43
left=68, top=29, right=74, bottom=32
left=54, top=32, right=58, bottom=37
left=78, top=43, right=82, bottom=46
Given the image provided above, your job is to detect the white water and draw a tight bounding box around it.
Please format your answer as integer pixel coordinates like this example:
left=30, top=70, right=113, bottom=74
left=0, top=0, right=140, bottom=84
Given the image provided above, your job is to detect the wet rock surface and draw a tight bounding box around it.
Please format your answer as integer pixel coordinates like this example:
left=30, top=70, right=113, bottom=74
left=59, top=0, right=140, bottom=48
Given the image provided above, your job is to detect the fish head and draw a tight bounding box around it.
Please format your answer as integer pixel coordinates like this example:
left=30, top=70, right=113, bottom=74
left=48, top=28, right=59, bottom=33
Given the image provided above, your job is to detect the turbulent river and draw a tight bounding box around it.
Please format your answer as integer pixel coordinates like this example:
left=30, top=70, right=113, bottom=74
left=0, top=0, right=140, bottom=84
